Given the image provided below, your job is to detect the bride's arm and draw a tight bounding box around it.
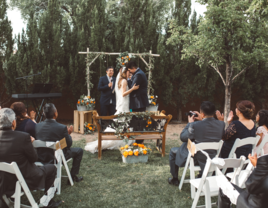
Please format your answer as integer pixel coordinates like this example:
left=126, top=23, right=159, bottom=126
left=122, top=79, right=139, bottom=97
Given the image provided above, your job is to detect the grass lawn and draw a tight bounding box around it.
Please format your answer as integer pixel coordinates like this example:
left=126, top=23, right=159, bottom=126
left=22, top=138, right=223, bottom=208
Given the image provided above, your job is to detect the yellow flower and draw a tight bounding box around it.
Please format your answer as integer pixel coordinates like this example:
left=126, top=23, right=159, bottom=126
left=143, top=150, right=147, bottom=155
left=123, top=151, right=128, bottom=158
left=133, top=143, right=138, bottom=146
left=125, top=145, right=129, bottom=149
left=150, top=96, right=154, bottom=99
left=134, top=151, right=139, bottom=156
left=152, top=102, right=156, bottom=105
left=89, top=127, right=92, bottom=130
left=129, top=151, right=133, bottom=156
left=120, top=147, right=125, bottom=150
left=77, top=101, right=80, bottom=104
left=88, top=96, right=91, bottom=99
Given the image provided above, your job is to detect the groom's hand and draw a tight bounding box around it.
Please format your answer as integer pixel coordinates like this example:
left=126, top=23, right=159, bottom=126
left=108, top=82, right=113, bottom=88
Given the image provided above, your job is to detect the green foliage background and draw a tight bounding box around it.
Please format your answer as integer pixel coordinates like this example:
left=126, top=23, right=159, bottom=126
left=1, top=0, right=268, bottom=118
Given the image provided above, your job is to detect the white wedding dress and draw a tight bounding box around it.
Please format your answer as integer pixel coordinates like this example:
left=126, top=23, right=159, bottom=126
left=84, top=68, right=134, bottom=154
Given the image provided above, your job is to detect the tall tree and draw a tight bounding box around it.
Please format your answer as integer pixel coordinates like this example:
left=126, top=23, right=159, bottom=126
left=167, top=0, right=268, bottom=122
left=4, top=0, right=66, bottom=95
left=0, top=0, right=13, bottom=106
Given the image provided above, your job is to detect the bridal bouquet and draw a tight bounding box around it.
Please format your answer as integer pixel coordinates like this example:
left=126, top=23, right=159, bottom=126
left=77, top=95, right=96, bottom=109
left=148, top=95, right=158, bottom=106
left=119, top=143, right=152, bottom=158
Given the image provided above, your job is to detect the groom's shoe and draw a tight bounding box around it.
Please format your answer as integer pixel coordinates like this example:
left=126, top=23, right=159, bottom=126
left=68, top=175, right=83, bottom=185
left=168, top=177, right=179, bottom=186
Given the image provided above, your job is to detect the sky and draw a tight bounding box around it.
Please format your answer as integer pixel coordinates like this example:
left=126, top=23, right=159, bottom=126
left=6, top=0, right=207, bottom=38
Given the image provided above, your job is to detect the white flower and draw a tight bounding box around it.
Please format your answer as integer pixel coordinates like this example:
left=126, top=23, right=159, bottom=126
left=155, top=95, right=158, bottom=98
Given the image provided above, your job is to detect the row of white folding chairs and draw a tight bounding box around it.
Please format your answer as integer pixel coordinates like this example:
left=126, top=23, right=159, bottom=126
left=190, top=149, right=246, bottom=208
left=1, top=140, right=74, bottom=208
left=225, top=135, right=268, bottom=188
left=179, top=135, right=261, bottom=197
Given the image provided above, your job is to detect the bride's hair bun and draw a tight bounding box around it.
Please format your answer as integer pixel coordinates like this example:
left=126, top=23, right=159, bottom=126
left=236, top=100, right=255, bottom=119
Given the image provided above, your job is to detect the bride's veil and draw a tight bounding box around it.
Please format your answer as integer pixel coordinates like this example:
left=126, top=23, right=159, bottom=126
left=114, top=67, right=126, bottom=112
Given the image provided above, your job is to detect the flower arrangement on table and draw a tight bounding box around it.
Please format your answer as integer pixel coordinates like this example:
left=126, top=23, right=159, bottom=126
left=77, top=95, right=96, bottom=110
left=148, top=95, right=158, bottom=106
left=119, top=143, right=152, bottom=158
left=84, top=122, right=96, bottom=135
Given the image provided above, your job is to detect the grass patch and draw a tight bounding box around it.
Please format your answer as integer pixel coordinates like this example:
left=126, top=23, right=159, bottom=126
left=20, top=139, right=222, bottom=208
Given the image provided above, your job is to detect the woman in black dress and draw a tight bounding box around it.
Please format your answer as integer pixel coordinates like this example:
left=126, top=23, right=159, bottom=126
left=216, top=100, right=256, bottom=159
left=10, top=102, right=37, bottom=138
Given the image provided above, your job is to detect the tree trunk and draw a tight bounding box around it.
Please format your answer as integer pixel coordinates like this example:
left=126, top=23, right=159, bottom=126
left=224, top=84, right=231, bottom=125
left=224, top=57, right=233, bottom=126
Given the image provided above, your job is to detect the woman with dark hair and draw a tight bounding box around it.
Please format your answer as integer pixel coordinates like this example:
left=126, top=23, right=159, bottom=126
left=10, top=102, right=37, bottom=138
left=216, top=100, right=256, bottom=159
left=254, top=110, right=268, bottom=155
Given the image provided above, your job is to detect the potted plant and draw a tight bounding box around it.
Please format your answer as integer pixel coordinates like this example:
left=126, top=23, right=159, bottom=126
left=77, top=95, right=96, bottom=111
left=146, top=95, right=158, bottom=112
left=119, top=143, right=152, bottom=164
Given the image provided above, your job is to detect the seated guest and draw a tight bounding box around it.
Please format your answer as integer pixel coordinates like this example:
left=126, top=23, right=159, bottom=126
left=216, top=100, right=256, bottom=159
left=0, top=108, right=61, bottom=208
left=254, top=110, right=268, bottom=155
left=218, top=153, right=268, bottom=208
left=10, top=102, right=37, bottom=138
left=168, top=101, right=225, bottom=186
left=35, top=103, right=83, bottom=183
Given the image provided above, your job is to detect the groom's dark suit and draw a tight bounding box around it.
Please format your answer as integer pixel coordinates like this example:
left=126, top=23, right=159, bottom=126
left=127, top=68, right=149, bottom=111
left=128, top=68, right=149, bottom=144
left=98, top=75, right=116, bottom=116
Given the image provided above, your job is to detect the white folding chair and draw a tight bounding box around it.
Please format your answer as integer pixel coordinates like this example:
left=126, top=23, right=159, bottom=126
left=32, top=140, right=74, bottom=195
left=179, top=140, right=223, bottom=198
left=222, top=136, right=259, bottom=174
left=226, top=135, right=267, bottom=188
left=0, top=162, right=39, bottom=208
left=190, top=151, right=246, bottom=208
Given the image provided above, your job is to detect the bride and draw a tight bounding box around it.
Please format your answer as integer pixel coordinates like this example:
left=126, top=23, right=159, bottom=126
left=84, top=67, right=139, bottom=153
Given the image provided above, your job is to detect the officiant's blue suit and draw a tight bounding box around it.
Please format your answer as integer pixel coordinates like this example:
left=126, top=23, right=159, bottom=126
left=98, top=75, right=116, bottom=116
left=127, top=68, right=149, bottom=111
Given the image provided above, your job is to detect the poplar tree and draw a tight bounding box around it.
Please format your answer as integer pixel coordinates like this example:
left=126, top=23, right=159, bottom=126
left=0, top=0, right=13, bottom=106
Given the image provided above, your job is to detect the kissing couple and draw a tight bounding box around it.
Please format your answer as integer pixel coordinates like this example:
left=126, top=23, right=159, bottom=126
left=85, top=60, right=149, bottom=153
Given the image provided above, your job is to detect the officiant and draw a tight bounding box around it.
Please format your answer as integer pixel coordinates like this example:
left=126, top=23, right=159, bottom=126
left=98, top=67, right=116, bottom=116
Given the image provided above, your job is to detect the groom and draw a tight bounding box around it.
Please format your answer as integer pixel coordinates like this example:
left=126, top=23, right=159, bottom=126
left=127, top=61, right=149, bottom=144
